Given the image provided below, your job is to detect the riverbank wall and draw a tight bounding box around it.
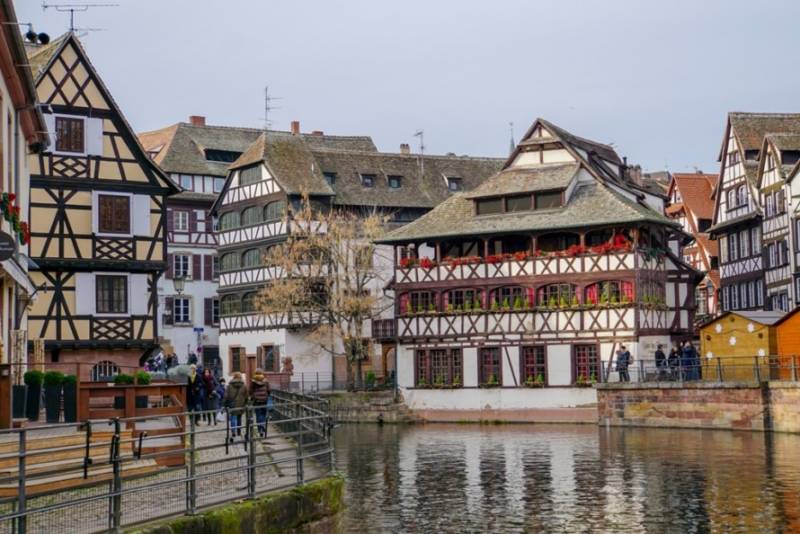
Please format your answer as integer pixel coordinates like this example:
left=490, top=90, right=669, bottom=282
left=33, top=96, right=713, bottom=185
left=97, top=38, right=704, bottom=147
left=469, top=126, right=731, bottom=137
left=320, top=391, right=420, bottom=423
left=126, top=476, right=344, bottom=534
left=597, top=381, right=800, bottom=433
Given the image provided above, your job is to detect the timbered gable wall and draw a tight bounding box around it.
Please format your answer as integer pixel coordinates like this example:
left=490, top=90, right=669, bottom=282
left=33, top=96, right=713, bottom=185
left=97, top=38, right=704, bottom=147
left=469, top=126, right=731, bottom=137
left=220, top=164, right=282, bottom=207
left=167, top=201, right=217, bottom=248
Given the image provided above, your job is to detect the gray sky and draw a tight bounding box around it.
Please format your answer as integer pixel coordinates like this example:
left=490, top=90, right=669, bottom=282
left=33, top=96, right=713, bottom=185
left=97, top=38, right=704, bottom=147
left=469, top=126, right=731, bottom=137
left=17, top=0, right=800, bottom=173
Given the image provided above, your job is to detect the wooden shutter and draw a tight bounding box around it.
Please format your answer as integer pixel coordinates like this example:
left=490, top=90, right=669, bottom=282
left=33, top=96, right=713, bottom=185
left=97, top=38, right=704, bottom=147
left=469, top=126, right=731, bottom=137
left=204, top=298, right=212, bottom=326
left=164, top=296, right=174, bottom=325
left=189, top=210, right=198, bottom=233
left=165, top=253, right=173, bottom=279
left=203, top=255, right=212, bottom=280
left=166, top=209, right=174, bottom=232
left=192, top=254, right=201, bottom=280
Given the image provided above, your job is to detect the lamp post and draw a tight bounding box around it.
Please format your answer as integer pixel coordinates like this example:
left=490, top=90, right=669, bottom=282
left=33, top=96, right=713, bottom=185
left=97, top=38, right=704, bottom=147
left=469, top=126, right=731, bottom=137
left=173, top=275, right=185, bottom=296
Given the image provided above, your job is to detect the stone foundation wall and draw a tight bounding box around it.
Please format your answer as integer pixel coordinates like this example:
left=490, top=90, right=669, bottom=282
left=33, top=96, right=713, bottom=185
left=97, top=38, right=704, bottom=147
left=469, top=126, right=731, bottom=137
left=597, top=381, right=800, bottom=433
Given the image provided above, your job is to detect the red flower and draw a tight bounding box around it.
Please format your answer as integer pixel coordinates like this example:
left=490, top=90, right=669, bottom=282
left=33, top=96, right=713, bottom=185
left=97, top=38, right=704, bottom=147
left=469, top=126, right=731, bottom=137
left=399, top=257, right=417, bottom=268
left=8, top=194, right=16, bottom=202
left=513, top=251, right=528, bottom=261
left=419, top=257, right=435, bottom=269
left=484, top=254, right=503, bottom=264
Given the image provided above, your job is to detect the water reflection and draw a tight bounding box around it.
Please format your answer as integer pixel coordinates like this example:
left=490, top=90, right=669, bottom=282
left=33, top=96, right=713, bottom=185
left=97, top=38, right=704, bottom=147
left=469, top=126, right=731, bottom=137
left=333, top=424, right=800, bottom=533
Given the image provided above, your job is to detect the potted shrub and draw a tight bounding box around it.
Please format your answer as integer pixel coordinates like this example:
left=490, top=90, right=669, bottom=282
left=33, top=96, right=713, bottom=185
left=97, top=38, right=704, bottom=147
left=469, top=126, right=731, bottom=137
left=417, top=377, right=428, bottom=388
left=473, top=298, right=482, bottom=312
left=23, top=370, right=43, bottom=421
left=43, top=371, right=64, bottom=423
left=113, top=373, right=134, bottom=409
left=427, top=302, right=436, bottom=314
left=365, top=371, right=376, bottom=390
left=433, top=374, right=446, bottom=388
left=134, top=371, right=151, bottom=409
left=452, top=375, right=461, bottom=388
left=513, top=296, right=523, bottom=310
left=526, top=374, right=545, bottom=388
left=502, top=297, right=511, bottom=311
left=62, top=375, right=78, bottom=423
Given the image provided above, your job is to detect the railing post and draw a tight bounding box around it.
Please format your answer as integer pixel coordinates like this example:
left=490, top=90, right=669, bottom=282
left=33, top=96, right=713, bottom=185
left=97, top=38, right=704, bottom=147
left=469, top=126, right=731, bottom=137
left=187, top=415, right=197, bottom=514
left=109, top=418, right=122, bottom=533
left=301, top=373, right=305, bottom=393
left=16, top=429, right=26, bottom=534
left=316, top=372, right=319, bottom=392
left=792, top=355, right=798, bottom=382
left=754, top=356, right=761, bottom=383
left=678, top=359, right=683, bottom=385
left=247, top=405, right=256, bottom=498
left=716, top=358, right=723, bottom=382
left=296, top=403, right=304, bottom=486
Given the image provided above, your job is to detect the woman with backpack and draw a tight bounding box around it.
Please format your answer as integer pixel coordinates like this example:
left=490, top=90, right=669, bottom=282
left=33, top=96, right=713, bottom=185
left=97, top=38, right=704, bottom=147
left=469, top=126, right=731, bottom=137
left=223, top=372, right=248, bottom=441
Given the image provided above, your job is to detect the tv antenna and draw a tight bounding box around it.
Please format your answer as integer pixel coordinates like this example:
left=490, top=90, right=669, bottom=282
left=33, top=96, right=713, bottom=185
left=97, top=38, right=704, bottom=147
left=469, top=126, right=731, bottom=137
left=262, top=85, right=282, bottom=140
left=413, top=130, right=425, bottom=177
left=42, top=2, right=119, bottom=33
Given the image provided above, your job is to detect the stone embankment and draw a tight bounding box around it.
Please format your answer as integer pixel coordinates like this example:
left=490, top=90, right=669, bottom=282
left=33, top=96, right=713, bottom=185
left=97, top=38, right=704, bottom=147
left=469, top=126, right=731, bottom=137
left=597, top=381, right=800, bottom=433
left=321, top=390, right=420, bottom=423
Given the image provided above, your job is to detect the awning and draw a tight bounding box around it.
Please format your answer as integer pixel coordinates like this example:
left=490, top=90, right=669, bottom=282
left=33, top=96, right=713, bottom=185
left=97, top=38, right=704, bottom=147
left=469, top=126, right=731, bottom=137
left=0, top=255, right=35, bottom=294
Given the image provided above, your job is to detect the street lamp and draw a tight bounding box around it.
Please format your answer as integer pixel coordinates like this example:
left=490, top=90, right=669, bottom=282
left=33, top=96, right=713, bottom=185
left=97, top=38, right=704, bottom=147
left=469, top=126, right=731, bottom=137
left=173, top=275, right=186, bottom=296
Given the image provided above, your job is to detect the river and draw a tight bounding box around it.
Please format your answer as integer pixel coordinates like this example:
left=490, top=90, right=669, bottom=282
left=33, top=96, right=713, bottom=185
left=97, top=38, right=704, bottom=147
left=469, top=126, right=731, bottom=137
left=332, top=424, right=800, bottom=533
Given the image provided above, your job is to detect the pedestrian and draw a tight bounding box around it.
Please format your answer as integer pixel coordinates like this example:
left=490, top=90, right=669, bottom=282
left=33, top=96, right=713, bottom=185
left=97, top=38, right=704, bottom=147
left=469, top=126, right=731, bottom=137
left=215, top=378, right=226, bottom=422
left=655, top=344, right=667, bottom=380
left=250, top=369, right=270, bottom=438
left=681, top=341, right=695, bottom=380
left=668, top=343, right=681, bottom=380
left=165, top=353, right=175, bottom=369
left=223, top=372, right=248, bottom=441
left=616, top=345, right=632, bottom=382
left=187, top=364, right=203, bottom=423
left=188, top=352, right=198, bottom=365
left=202, top=368, right=217, bottom=425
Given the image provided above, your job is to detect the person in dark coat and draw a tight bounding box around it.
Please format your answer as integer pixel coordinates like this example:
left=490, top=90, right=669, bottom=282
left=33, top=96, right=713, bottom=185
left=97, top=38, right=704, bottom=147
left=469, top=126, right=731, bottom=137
left=616, top=345, right=632, bottom=382
left=223, top=373, right=248, bottom=440
left=201, top=368, right=218, bottom=425
left=186, top=364, right=203, bottom=422
left=681, top=341, right=698, bottom=380
left=250, top=369, right=271, bottom=438
left=667, top=343, right=680, bottom=380
left=654, top=344, right=667, bottom=380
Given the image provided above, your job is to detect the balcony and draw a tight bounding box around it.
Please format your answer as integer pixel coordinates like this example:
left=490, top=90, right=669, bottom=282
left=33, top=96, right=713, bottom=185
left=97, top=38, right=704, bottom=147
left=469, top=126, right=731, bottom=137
left=218, top=220, right=287, bottom=247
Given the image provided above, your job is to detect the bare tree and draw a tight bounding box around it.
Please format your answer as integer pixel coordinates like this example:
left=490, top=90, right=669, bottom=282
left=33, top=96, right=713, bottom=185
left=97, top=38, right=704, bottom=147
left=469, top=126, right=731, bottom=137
left=259, top=194, right=392, bottom=389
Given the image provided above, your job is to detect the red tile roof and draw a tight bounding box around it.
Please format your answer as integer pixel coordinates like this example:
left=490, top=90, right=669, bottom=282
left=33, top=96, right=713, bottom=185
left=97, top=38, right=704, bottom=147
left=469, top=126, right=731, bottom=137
left=671, top=173, right=718, bottom=221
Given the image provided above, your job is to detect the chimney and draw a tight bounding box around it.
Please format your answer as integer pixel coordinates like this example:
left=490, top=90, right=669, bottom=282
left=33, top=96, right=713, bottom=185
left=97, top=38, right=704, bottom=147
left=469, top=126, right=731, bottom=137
left=291, top=121, right=300, bottom=135
left=189, top=115, right=206, bottom=127
left=311, top=130, right=324, bottom=136
left=400, top=143, right=411, bottom=155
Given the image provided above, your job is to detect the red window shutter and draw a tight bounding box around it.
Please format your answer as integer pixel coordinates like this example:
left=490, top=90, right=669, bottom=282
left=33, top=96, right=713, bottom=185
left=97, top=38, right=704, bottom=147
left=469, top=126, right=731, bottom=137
left=165, top=253, right=173, bottom=279
left=192, top=254, right=201, bottom=280
left=204, top=254, right=212, bottom=280
left=526, top=287, right=535, bottom=306
left=164, top=296, right=174, bottom=325
left=204, top=297, right=212, bottom=326
left=189, top=210, right=198, bottom=233
left=621, top=281, right=634, bottom=301
left=399, top=293, right=409, bottom=314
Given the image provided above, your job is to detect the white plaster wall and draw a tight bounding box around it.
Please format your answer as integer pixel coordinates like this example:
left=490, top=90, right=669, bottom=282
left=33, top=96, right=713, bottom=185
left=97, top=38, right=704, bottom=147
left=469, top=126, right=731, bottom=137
left=541, top=149, right=574, bottom=164
left=462, top=347, right=478, bottom=387
left=502, top=346, right=520, bottom=386
left=403, top=387, right=596, bottom=411
left=397, top=344, right=415, bottom=387
left=547, top=344, right=572, bottom=386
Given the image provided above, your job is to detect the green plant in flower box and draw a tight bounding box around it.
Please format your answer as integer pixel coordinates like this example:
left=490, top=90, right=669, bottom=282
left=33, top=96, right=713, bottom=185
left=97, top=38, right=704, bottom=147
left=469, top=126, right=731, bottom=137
left=600, top=290, right=609, bottom=306
left=548, top=295, right=557, bottom=309
left=559, top=295, right=568, bottom=309
left=502, top=297, right=510, bottom=310
left=487, top=374, right=499, bottom=387
left=473, top=298, right=482, bottom=311
left=620, top=293, right=629, bottom=305
left=417, top=303, right=424, bottom=314
left=427, top=302, right=436, bottom=314
left=513, top=296, right=523, bottom=310
left=464, top=299, right=472, bottom=312
left=571, top=295, right=579, bottom=308
left=446, top=303, right=453, bottom=313
left=433, top=374, right=445, bottom=387
left=417, top=377, right=427, bottom=387
left=610, top=294, right=618, bottom=305
left=491, top=299, right=499, bottom=311
left=535, top=374, right=545, bottom=387
left=452, top=375, right=461, bottom=387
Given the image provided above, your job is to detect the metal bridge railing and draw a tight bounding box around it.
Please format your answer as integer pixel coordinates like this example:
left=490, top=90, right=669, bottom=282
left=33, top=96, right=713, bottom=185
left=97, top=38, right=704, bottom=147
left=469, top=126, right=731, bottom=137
left=0, top=392, right=333, bottom=534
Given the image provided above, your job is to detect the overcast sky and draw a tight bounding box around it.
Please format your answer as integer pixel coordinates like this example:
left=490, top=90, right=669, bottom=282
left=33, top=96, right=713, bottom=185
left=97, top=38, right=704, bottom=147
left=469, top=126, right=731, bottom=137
left=17, top=0, right=800, bottom=172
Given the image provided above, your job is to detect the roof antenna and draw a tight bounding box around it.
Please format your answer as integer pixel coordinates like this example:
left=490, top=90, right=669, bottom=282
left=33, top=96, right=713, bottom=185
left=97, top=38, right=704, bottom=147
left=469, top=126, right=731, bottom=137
left=262, top=85, right=281, bottom=143
left=42, top=2, right=118, bottom=33
left=508, top=121, right=515, bottom=154
left=414, top=130, right=425, bottom=177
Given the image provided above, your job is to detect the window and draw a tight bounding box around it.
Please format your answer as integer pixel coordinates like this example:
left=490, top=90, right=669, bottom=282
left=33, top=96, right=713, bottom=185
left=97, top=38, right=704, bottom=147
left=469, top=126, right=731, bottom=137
left=174, top=297, right=190, bottom=324
left=736, top=185, right=748, bottom=208
left=241, top=248, right=262, bottom=268
left=90, top=361, right=120, bottom=382
left=213, top=178, right=225, bottom=192
left=537, top=232, right=579, bottom=252
left=697, top=218, right=712, bottom=232
left=242, top=292, right=257, bottom=313
left=777, top=189, right=786, bottom=213
left=539, top=283, right=576, bottom=307
left=479, top=347, right=502, bottom=386
left=180, top=175, right=193, bottom=190
left=476, top=198, right=503, bottom=215
left=220, top=252, right=240, bottom=272
left=447, top=177, right=463, bottom=192
left=212, top=298, right=219, bottom=325
left=174, top=210, right=189, bottom=232
left=221, top=294, right=241, bottom=316
left=361, top=174, right=375, bottom=187
left=264, top=200, right=286, bottom=221
left=174, top=254, right=190, bottom=278
left=728, top=150, right=740, bottom=166
left=239, top=166, right=262, bottom=186
left=219, top=211, right=240, bottom=230
left=751, top=226, right=762, bottom=255
left=388, top=175, right=402, bottom=189
left=507, top=194, right=531, bottom=212
left=261, top=345, right=280, bottom=372
left=573, top=344, right=599, bottom=383
left=730, top=284, right=740, bottom=309
left=445, top=288, right=483, bottom=311
left=766, top=193, right=775, bottom=217
left=727, top=189, right=736, bottom=209
left=96, top=275, right=127, bottom=314
left=728, top=233, right=739, bottom=261
left=204, top=149, right=241, bottom=163
left=230, top=347, right=243, bottom=373
left=535, top=191, right=562, bottom=209
left=242, top=206, right=262, bottom=226
left=492, top=286, right=525, bottom=308
left=739, top=229, right=750, bottom=258
left=407, top=291, right=435, bottom=314
left=55, top=116, right=84, bottom=153
left=323, top=172, right=336, bottom=185
left=585, top=281, right=633, bottom=305
left=98, top=195, right=130, bottom=234
left=521, top=346, right=547, bottom=385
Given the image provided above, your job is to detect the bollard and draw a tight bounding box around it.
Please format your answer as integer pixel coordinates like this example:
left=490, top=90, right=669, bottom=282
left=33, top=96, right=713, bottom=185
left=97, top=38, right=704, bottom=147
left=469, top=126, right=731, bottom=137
left=109, top=418, right=122, bottom=532
left=16, top=429, right=26, bottom=534
left=187, top=416, right=197, bottom=514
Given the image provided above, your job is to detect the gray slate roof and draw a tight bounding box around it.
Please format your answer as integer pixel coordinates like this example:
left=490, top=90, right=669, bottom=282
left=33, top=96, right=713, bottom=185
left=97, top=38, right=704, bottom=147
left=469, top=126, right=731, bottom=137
left=378, top=180, right=676, bottom=243
left=465, top=163, right=578, bottom=199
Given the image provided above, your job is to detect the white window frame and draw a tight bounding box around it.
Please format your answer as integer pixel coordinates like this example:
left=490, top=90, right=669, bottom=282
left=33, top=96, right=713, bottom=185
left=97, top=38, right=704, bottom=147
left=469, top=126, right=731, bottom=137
left=213, top=177, right=225, bottom=193
left=174, top=253, right=191, bottom=279
left=173, top=296, right=191, bottom=325
left=94, top=272, right=131, bottom=318
left=180, top=175, right=193, bottom=190
left=174, top=210, right=189, bottom=232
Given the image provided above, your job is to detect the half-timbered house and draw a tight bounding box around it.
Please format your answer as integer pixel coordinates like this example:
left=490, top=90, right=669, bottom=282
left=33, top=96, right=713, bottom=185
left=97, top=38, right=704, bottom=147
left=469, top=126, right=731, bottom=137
left=756, top=133, right=800, bottom=312
left=710, top=112, right=800, bottom=312
left=0, top=1, right=48, bottom=391
left=377, top=118, right=701, bottom=417
left=788, top=163, right=800, bottom=304
left=25, top=33, right=179, bottom=377
left=211, top=124, right=502, bottom=384
left=665, top=172, right=720, bottom=319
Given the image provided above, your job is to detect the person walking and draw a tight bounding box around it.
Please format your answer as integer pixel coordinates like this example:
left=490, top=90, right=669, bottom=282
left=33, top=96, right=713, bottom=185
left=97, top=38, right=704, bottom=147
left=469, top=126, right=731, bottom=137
left=223, top=372, right=248, bottom=441
left=655, top=344, right=667, bottom=380
left=616, top=345, right=632, bottom=382
left=187, top=364, right=203, bottom=423
left=250, top=369, right=271, bottom=438
left=215, top=378, right=226, bottom=423
left=667, top=343, right=680, bottom=380
left=202, top=368, right=217, bottom=425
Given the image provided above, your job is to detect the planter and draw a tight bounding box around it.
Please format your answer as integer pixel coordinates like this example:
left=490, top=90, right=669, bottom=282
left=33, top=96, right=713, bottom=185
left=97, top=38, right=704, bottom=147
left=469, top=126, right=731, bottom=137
left=25, top=384, right=41, bottom=421
left=12, top=385, right=27, bottom=419
left=135, top=395, right=149, bottom=409
left=44, top=384, right=62, bottom=423
left=63, top=382, right=77, bottom=423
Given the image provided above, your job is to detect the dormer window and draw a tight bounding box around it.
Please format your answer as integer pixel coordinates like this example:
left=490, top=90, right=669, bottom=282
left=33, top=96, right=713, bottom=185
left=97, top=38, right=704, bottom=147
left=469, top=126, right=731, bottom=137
left=535, top=191, right=562, bottom=209
left=205, top=149, right=242, bottom=163
left=476, top=198, right=502, bottom=215
left=388, top=175, right=402, bottom=189
left=506, top=195, right=531, bottom=212
left=475, top=190, right=563, bottom=216
left=323, top=172, right=336, bottom=185
left=361, top=174, right=376, bottom=188
left=447, top=177, right=463, bottom=192
left=55, top=117, right=84, bottom=153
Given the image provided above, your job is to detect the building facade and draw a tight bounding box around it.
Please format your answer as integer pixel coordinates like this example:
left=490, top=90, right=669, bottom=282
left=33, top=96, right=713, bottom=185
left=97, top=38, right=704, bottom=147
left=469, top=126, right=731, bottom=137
left=210, top=123, right=502, bottom=386
left=710, top=113, right=800, bottom=312
left=665, top=172, right=720, bottom=319
left=378, top=119, right=700, bottom=416
left=0, top=0, right=48, bottom=384
left=25, top=33, right=178, bottom=377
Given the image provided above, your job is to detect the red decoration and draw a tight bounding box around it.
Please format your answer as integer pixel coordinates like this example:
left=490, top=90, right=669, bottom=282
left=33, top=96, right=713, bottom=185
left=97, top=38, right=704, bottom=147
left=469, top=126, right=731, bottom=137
left=419, top=257, right=435, bottom=269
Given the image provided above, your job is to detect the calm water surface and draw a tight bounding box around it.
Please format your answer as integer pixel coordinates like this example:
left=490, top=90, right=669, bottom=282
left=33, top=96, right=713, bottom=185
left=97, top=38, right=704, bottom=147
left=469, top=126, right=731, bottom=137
left=332, top=424, right=800, bottom=533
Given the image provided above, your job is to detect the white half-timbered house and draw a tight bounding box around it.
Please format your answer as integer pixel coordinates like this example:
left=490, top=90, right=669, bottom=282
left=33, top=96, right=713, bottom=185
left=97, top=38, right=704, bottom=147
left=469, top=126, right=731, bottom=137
left=210, top=125, right=502, bottom=386
left=788, top=164, right=800, bottom=303
left=378, top=119, right=701, bottom=417
left=710, top=113, right=800, bottom=312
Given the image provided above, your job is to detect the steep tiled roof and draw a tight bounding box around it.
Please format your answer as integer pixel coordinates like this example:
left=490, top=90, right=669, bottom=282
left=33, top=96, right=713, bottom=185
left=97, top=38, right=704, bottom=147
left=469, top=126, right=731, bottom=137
left=729, top=113, right=800, bottom=152
left=377, top=181, right=676, bottom=243
left=464, top=163, right=579, bottom=199
left=672, top=173, right=717, bottom=220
